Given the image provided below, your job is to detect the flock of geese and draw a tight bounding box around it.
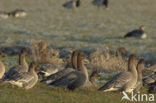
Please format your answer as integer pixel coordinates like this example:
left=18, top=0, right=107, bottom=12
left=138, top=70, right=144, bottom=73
left=0, top=44, right=156, bottom=94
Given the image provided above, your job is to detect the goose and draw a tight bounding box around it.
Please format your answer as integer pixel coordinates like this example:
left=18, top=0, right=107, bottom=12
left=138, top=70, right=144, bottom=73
left=115, top=47, right=128, bottom=57
left=98, top=54, right=138, bottom=93
left=9, top=9, right=27, bottom=17
left=0, top=11, right=9, bottom=19
left=48, top=51, right=88, bottom=91
left=63, top=0, right=80, bottom=9
left=40, top=50, right=79, bottom=84
left=124, top=25, right=147, bottom=39
left=7, top=62, right=38, bottom=90
left=92, top=0, right=109, bottom=8
left=143, top=72, right=156, bottom=85
left=4, top=48, right=28, bottom=80
left=38, top=64, right=59, bottom=77
left=142, top=64, right=156, bottom=78
left=0, top=52, right=6, bottom=79
left=134, top=58, right=146, bottom=93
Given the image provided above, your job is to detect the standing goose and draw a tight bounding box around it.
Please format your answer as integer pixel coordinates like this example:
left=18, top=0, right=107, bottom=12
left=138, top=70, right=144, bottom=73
left=124, top=25, right=147, bottom=39
left=98, top=54, right=138, bottom=93
left=63, top=0, right=80, bottom=9
left=92, top=0, right=109, bottom=8
left=134, top=59, right=146, bottom=93
left=48, top=51, right=88, bottom=91
left=0, top=52, right=6, bottom=79
left=40, top=50, right=79, bottom=84
left=7, top=62, right=38, bottom=90
left=4, top=48, right=28, bottom=80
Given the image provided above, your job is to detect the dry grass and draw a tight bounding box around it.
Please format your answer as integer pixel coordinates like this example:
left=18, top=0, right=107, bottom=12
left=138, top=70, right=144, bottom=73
left=30, top=40, right=64, bottom=65
left=87, top=47, right=128, bottom=72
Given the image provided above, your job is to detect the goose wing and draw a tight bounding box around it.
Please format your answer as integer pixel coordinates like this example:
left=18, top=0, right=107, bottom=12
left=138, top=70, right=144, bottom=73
left=48, top=71, right=78, bottom=88
left=98, top=72, right=132, bottom=91
left=40, top=68, right=74, bottom=84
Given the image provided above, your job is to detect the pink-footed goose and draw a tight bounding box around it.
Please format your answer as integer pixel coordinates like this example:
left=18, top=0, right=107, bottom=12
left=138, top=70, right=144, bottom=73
left=98, top=54, right=138, bottom=93
left=48, top=51, right=88, bottom=91
left=3, top=48, right=28, bottom=80
left=63, top=0, right=80, bottom=9
left=134, top=59, right=146, bottom=93
left=7, top=62, right=38, bottom=90
left=40, top=50, right=79, bottom=84
left=124, top=25, right=147, bottom=39
left=0, top=52, right=6, bottom=79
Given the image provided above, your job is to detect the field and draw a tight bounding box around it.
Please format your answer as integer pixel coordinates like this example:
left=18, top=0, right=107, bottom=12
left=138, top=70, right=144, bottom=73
left=0, top=0, right=156, bottom=103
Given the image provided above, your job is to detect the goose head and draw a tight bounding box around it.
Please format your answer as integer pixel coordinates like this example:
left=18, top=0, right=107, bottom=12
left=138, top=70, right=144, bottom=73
left=0, top=51, right=6, bottom=59
left=38, top=40, right=47, bottom=52
left=21, top=48, right=28, bottom=55
left=137, top=58, right=146, bottom=73
left=116, top=47, right=128, bottom=56
left=128, top=54, right=138, bottom=71
left=140, top=25, right=145, bottom=31
left=77, top=51, right=87, bottom=70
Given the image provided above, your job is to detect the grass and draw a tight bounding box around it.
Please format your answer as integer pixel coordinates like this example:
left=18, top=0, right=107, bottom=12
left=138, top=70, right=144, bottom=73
left=0, top=0, right=156, bottom=103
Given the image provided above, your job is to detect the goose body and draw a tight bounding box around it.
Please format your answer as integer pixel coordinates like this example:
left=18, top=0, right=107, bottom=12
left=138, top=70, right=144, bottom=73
left=92, top=0, right=108, bottom=8
left=0, top=11, right=9, bottom=19
left=39, top=64, right=59, bottom=77
left=7, top=62, right=38, bottom=89
left=124, top=26, right=147, bottom=39
left=63, top=0, right=80, bottom=9
left=4, top=48, right=28, bottom=80
left=48, top=51, right=88, bottom=91
left=143, top=72, right=156, bottom=85
left=9, top=9, right=27, bottom=17
left=98, top=54, right=138, bottom=93
left=40, top=50, right=79, bottom=84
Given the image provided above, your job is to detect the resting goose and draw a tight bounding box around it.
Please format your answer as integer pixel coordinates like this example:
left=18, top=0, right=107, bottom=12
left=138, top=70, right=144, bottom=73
left=9, top=9, right=27, bottom=17
left=0, top=11, right=9, bottom=19
left=38, top=64, right=59, bottom=77
left=98, top=54, right=138, bottom=93
left=124, top=25, right=147, bottom=39
left=63, top=0, right=80, bottom=9
left=143, top=72, right=156, bottom=85
left=0, top=52, right=6, bottom=79
left=4, top=48, right=28, bottom=80
left=134, top=59, right=146, bottom=93
left=48, top=51, right=88, bottom=91
left=92, top=0, right=109, bottom=8
left=7, top=62, right=38, bottom=89
left=40, top=50, right=79, bottom=84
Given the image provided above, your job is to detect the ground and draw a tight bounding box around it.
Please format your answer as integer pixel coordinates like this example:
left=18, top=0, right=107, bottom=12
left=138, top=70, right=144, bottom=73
left=0, top=0, right=156, bottom=103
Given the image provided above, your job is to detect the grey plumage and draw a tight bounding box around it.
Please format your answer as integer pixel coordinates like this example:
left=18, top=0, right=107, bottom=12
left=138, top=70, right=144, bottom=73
left=40, top=50, right=79, bottom=84
left=3, top=48, right=28, bottom=80
left=48, top=51, right=88, bottom=91
left=98, top=54, right=138, bottom=93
